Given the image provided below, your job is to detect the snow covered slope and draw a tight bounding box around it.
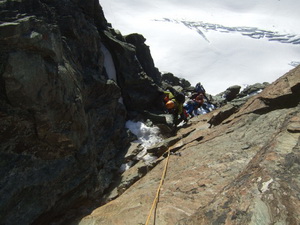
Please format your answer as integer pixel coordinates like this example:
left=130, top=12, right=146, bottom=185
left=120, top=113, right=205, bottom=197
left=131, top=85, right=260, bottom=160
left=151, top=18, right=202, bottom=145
left=100, top=0, right=300, bottom=94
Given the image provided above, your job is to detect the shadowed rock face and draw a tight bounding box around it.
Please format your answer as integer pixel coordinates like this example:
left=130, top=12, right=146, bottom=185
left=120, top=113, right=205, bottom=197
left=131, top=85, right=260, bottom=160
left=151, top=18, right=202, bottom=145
left=0, top=0, right=162, bottom=224
left=79, top=66, right=300, bottom=225
left=125, top=33, right=162, bottom=85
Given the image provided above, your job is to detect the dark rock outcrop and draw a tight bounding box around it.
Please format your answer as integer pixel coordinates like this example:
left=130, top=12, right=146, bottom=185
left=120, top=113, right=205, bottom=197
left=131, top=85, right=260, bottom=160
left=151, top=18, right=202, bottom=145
left=125, top=33, right=162, bottom=85
left=101, top=31, right=163, bottom=112
left=238, top=82, right=269, bottom=98
left=161, top=72, right=191, bottom=89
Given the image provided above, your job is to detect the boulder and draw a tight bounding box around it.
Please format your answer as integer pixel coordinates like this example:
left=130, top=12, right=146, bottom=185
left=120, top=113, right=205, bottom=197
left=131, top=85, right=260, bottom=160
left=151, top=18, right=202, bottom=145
left=211, top=85, right=242, bottom=107
left=223, top=85, right=241, bottom=101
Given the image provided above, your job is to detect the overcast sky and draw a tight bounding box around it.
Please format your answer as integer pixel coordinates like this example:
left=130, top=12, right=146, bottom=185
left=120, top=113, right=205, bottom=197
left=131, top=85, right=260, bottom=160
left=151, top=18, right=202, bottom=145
left=99, top=0, right=300, bottom=95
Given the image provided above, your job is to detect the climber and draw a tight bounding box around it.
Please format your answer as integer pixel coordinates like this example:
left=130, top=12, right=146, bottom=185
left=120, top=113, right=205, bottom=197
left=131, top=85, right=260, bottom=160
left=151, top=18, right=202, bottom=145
left=184, top=93, right=205, bottom=117
left=194, top=93, right=205, bottom=106
left=163, top=90, right=175, bottom=104
left=194, top=82, right=209, bottom=102
left=165, top=95, right=188, bottom=127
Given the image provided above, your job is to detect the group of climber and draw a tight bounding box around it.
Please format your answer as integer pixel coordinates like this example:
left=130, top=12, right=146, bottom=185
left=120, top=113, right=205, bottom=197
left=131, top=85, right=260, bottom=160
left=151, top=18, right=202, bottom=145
left=163, top=82, right=210, bottom=127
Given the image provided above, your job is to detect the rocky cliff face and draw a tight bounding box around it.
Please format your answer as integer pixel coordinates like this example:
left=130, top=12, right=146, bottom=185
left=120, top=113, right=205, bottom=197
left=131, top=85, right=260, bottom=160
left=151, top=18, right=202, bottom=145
left=0, top=0, right=163, bottom=224
left=79, top=66, right=300, bottom=225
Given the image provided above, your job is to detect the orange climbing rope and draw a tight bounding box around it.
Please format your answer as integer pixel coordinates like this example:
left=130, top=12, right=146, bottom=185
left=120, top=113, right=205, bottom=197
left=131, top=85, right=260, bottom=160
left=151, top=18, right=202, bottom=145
left=145, top=149, right=171, bottom=225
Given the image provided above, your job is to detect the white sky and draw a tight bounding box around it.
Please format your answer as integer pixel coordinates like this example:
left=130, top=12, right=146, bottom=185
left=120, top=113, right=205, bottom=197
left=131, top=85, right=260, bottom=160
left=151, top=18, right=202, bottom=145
left=99, top=0, right=300, bottom=95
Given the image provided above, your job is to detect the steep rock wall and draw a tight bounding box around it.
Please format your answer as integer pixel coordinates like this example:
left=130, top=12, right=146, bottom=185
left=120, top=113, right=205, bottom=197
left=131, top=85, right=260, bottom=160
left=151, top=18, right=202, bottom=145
left=0, top=0, right=162, bottom=224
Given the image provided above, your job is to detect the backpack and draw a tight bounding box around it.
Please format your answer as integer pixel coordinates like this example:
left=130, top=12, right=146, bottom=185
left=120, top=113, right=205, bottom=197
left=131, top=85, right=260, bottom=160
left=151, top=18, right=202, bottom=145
left=174, top=92, right=185, bottom=104
left=195, top=82, right=205, bottom=94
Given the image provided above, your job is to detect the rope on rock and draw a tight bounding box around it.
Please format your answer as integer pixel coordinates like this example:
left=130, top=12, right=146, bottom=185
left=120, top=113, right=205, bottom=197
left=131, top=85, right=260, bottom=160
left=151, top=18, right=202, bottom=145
left=145, top=149, right=171, bottom=225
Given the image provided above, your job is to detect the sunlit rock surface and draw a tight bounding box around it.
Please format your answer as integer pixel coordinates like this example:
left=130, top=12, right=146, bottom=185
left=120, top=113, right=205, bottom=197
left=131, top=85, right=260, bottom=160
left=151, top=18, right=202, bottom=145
left=79, top=66, right=300, bottom=225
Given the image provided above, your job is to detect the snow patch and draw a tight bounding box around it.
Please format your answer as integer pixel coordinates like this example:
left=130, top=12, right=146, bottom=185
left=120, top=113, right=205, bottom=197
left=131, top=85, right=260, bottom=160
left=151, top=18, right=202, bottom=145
left=125, top=120, right=162, bottom=149
left=119, top=161, right=134, bottom=173
left=125, top=120, right=162, bottom=166
left=100, top=44, right=116, bottom=81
